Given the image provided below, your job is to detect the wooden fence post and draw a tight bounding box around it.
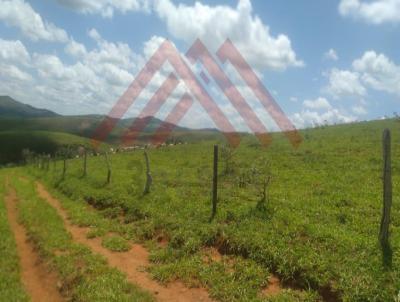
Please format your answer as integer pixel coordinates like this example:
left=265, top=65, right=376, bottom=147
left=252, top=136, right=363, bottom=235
left=45, top=155, right=50, bottom=171
left=210, top=145, right=218, bottom=222
left=39, top=155, right=43, bottom=169
left=105, top=152, right=111, bottom=184
left=62, top=157, right=67, bottom=178
left=83, top=148, right=87, bottom=177
left=380, top=128, right=392, bottom=267
left=143, top=151, right=152, bottom=194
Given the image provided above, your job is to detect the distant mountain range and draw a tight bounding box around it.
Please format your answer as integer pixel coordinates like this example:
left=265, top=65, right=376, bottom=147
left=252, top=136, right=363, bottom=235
left=0, top=96, right=222, bottom=144
left=0, top=96, right=225, bottom=165
left=0, top=96, right=60, bottom=118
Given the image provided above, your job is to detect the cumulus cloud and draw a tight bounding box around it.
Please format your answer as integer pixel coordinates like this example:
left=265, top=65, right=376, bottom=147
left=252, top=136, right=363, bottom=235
left=324, top=49, right=338, bottom=61
left=0, top=32, right=192, bottom=122
left=154, top=0, right=303, bottom=71
left=325, top=68, right=366, bottom=98
left=0, top=38, right=30, bottom=64
left=65, top=39, right=87, bottom=58
left=339, top=0, right=400, bottom=24
left=353, top=50, right=400, bottom=96
left=292, top=97, right=355, bottom=128
left=303, top=97, right=332, bottom=110
left=352, top=105, right=367, bottom=115
left=325, top=50, right=400, bottom=102
left=51, top=0, right=151, bottom=18
left=0, top=29, right=149, bottom=114
left=0, top=0, right=68, bottom=42
left=292, top=108, right=355, bottom=128
left=0, top=63, right=32, bottom=81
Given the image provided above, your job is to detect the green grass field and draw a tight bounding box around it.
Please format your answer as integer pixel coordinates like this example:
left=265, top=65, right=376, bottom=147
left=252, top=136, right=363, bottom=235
left=0, top=174, right=29, bottom=302
left=3, top=171, right=154, bottom=301
left=1, top=118, right=400, bottom=301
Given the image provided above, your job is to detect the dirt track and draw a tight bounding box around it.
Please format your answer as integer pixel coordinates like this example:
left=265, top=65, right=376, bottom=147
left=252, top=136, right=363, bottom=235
left=36, top=181, right=214, bottom=302
left=5, top=184, right=63, bottom=302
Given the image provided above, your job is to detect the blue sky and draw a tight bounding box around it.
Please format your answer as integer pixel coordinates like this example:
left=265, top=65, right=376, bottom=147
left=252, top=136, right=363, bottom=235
left=0, top=0, right=399, bottom=131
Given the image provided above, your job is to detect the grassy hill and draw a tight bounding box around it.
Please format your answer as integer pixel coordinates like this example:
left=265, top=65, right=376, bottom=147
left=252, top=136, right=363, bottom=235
left=0, top=96, right=225, bottom=165
left=0, top=113, right=220, bottom=144
left=0, top=131, right=96, bottom=165
left=24, top=117, right=400, bottom=301
left=0, top=96, right=59, bottom=118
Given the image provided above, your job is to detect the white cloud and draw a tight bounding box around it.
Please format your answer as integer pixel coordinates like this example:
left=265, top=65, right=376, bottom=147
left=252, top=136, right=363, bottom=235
left=325, top=50, right=400, bottom=101
left=353, top=50, right=400, bottom=96
left=65, top=39, right=87, bottom=58
left=143, top=35, right=167, bottom=59
left=0, top=39, right=32, bottom=85
left=34, top=54, right=77, bottom=80
left=325, top=68, right=366, bottom=98
left=86, top=28, right=138, bottom=69
left=0, top=28, right=148, bottom=114
left=339, top=0, right=400, bottom=24
left=0, top=38, right=30, bottom=64
left=0, top=63, right=32, bottom=81
left=303, top=97, right=332, bottom=110
left=290, top=96, right=298, bottom=102
left=154, top=0, right=303, bottom=71
left=292, top=102, right=355, bottom=128
left=0, top=0, right=68, bottom=42
left=88, top=28, right=102, bottom=42
left=324, top=48, right=338, bottom=61
left=292, top=95, right=356, bottom=128
left=352, top=105, right=367, bottom=115
left=52, top=0, right=151, bottom=18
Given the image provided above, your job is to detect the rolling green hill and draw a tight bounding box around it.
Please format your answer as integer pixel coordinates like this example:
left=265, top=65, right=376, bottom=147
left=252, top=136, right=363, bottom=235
left=0, top=96, right=59, bottom=118
left=24, top=117, right=400, bottom=301
left=0, top=131, right=97, bottom=166
left=0, top=96, right=224, bottom=165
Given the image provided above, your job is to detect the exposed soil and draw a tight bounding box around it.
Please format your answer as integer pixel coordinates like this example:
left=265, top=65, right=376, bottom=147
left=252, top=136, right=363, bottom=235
left=36, top=182, right=214, bottom=302
left=202, top=246, right=283, bottom=298
left=4, top=184, right=63, bottom=302
left=261, top=275, right=282, bottom=297
left=203, top=247, right=223, bottom=263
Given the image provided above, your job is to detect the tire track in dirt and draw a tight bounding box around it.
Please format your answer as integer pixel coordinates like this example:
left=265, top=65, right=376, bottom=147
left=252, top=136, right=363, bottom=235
left=4, top=183, right=63, bottom=302
left=36, top=182, right=214, bottom=302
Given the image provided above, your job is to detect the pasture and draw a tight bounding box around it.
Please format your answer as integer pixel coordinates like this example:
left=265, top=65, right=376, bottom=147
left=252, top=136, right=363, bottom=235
left=1, top=118, right=399, bottom=301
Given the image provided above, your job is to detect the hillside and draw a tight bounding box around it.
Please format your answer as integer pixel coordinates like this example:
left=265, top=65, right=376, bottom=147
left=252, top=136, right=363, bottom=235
left=0, top=131, right=97, bottom=165
left=0, top=96, right=217, bottom=144
left=0, top=96, right=59, bottom=118
left=0, top=96, right=225, bottom=165
left=13, top=117, right=399, bottom=301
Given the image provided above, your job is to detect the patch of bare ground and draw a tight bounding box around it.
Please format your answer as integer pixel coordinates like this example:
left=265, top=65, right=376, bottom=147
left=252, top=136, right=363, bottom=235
left=261, top=275, right=282, bottom=298
left=213, top=235, right=340, bottom=302
left=202, top=246, right=283, bottom=298
left=36, top=181, right=214, bottom=302
left=155, top=231, right=169, bottom=248
left=202, top=247, right=223, bottom=263
left=4, top=183, right=63, bottom=302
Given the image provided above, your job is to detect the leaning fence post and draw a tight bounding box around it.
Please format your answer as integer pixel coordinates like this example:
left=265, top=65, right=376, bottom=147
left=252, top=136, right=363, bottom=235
left=105, top=151, right=111, bottom=184
left=380, top=128, right=392, bottom=267
left=143, top=150, right=152, bottom=194
left=210, top=145, right=218, bottom=222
